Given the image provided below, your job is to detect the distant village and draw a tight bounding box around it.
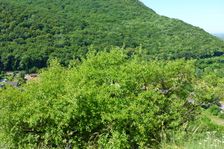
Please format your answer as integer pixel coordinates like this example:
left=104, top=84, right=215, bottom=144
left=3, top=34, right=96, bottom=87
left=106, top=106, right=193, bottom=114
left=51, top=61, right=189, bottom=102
left=0, top=72, right=38, bottom=88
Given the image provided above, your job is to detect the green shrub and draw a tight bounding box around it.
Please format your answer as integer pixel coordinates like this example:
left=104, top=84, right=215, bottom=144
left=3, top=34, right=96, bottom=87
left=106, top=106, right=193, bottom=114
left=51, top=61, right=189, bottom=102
left=0, top=49, right=212, bottom=148
left=209, top=105, right=221, bottom=116
left=218, top=112, right=224, bottom=119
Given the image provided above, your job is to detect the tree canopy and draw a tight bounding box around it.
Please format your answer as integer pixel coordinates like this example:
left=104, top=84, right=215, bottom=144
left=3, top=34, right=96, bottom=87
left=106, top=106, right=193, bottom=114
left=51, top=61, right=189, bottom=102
left=1, top=49, right=223, bottom=148
left=0, top=0, right=223, bottom=71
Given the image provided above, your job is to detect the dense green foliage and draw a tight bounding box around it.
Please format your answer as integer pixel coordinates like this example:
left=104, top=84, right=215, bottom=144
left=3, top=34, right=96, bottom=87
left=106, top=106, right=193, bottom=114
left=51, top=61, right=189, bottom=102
left=0, top=0, right=224, bottom=148
left=1, top=49, right=223, bottom=148
left=0, top=0, right=224, bottom=71
left=0, top=71, right=3, bottom=79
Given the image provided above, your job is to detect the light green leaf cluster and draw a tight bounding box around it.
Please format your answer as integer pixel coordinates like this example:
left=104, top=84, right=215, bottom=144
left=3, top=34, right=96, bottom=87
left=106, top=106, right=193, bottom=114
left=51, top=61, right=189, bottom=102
left=0, top=49, right=220, bottom=148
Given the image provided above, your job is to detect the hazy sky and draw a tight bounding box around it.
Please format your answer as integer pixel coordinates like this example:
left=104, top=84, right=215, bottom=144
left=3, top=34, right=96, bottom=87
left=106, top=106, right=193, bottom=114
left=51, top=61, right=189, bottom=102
left=140, top=0, right=224, bottom=33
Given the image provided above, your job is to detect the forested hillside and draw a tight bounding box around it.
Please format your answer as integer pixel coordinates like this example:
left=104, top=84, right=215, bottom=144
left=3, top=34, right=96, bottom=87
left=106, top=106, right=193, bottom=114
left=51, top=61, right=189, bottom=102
left=1, top=1, right=224, bottom=148
left=0, top=0, right=224, bottom=71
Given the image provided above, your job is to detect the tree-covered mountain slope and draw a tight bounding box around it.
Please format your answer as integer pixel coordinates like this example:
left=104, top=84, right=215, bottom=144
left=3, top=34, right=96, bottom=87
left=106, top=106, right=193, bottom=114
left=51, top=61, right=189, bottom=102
left=0, top=0, right=224, bottom=71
